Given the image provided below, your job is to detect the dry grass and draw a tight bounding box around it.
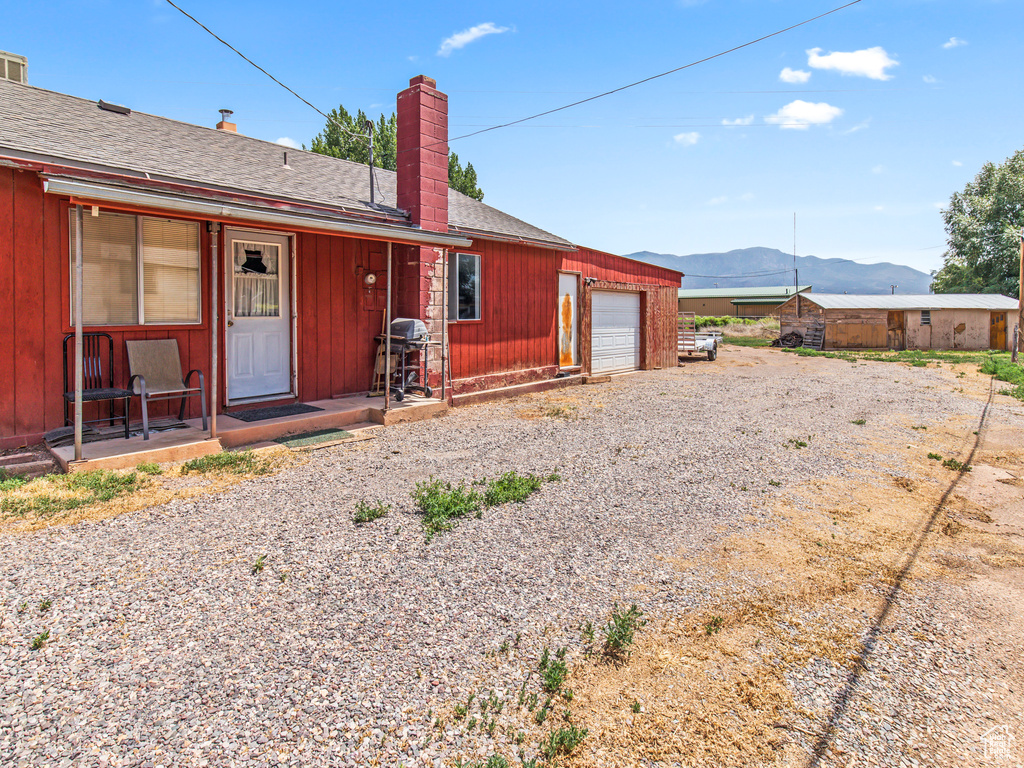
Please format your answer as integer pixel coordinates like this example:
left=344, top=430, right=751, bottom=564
left=707, top=318, right=780, bottom=339
left=0, top=446, right=296, bottom=535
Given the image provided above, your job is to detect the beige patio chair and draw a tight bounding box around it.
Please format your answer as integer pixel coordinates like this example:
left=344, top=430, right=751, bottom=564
left=125, top=339, right=207, bottom=440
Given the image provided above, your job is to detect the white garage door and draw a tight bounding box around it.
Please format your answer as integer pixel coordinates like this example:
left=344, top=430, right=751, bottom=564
left=591, top=291, right=640, bottom=374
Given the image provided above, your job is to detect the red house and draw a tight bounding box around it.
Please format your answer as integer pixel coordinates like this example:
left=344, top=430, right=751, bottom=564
left=0, top=75, right=681, bottom=454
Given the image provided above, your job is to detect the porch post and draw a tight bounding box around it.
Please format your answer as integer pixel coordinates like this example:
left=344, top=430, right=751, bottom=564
left=73, top=205, right=84, bottom=462
left=209, top=222, right=220, bottom=438
left=384, top=242, right=392, bottom=412
left=440, top=249, right=448, bottom=403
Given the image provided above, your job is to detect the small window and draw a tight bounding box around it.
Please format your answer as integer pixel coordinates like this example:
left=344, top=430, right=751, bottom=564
left=70, top=211, right=200, bottom=326
left=449, top=252, right=481, bottom=321
left=921, top=310, right=931, bottom=326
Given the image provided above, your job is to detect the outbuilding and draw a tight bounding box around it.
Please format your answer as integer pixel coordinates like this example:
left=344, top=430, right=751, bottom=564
left=678, top=285, right=811, bottom=319
left=778, top=293, right=1019, bottom=351
left=0, top=75, right=681, bottom=451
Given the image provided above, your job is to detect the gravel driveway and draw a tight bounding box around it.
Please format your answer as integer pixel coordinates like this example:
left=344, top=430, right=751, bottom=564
left=1, top=348, right=1020, bottom=767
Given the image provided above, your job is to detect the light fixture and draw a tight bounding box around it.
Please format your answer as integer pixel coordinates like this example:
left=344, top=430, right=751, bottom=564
left=363, top=272, right=377, bottom=286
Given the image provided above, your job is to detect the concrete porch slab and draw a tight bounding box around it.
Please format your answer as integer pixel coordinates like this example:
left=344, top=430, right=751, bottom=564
left=48, top=393, right=446, bottom=472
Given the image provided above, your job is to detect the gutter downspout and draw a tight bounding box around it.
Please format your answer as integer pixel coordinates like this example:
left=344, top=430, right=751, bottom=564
left=74, top=205, right=84, bottom=462
left=384, top=242, right=392, bottom=413
left=208, top=222, right=220, bottom=439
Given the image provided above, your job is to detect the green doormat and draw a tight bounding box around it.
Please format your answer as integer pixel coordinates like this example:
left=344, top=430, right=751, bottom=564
left=274, top=428, right=356, bottom=449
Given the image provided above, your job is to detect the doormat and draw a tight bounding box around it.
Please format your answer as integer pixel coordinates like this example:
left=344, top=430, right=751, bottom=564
left=229, top=403, right=324, bottom=422
left=274, top=428, right=356, bottom=450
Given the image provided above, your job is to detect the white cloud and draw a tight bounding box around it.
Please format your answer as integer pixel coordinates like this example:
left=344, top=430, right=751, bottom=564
left=438, top=22, right=510, bottom=57
left=952, top=160, right=963, bottom=167
left=843, top=119, right=871, bottom=134
left=872, top=165, right=885, bottom=174
left=764, top=100, right=843, bottom=130
left=923, top=75, right=938, bottom=84
left=708, top=195, right=728, bottom=206
left=874, top=205, right=885, bottom=212
left=943, top=37, right=967, bottom=49
left=276, top=137, right=301, bottom=149
left=722, top=115, right=754, bottom=126
left=673, top=131, right=700, bottom=146
left=779, top=67, right=811, bottom=84
left=806, top=46, right=898, bottom=81
left=739, top=192, right=754, bottom=202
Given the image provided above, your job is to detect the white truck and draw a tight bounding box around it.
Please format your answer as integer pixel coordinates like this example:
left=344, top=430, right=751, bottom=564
left=678, top=312, right=720, bottom=361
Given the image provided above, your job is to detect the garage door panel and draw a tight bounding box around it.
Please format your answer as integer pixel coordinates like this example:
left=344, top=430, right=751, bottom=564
left=592, top=291, right=640, bottom=374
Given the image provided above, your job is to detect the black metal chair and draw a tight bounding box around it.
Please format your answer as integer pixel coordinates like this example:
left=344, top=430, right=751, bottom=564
left=63, top=332, right=133, bottom=439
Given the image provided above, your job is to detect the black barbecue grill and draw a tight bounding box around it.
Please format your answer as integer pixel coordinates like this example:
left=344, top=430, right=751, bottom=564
left=376, top=318, right=433, bottom=401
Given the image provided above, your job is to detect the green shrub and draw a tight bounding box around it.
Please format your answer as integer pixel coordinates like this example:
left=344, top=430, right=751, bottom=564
left=413, top=477, right=483, bottom=541
left=484, top=471, right=544, bottom=506
left=180, top=450, right=272, bottom=475
left=542, top=659, right=568, bottom=693
left=540, top=725, right=588, bottom=760
left=136, top=461, right=163, bottom=475
left=602, top=603, right=647, bottom=659
left=353, top=500, right=391, bottom=524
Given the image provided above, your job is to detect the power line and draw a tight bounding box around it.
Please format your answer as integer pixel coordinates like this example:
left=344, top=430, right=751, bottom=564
left=165, top=0, right=365, bottom=142
left=439, top=0, right=864, bottom=147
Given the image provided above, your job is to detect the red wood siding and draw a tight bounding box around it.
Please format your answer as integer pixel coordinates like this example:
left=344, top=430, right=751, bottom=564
left=448, top=242, right=681, bottom=384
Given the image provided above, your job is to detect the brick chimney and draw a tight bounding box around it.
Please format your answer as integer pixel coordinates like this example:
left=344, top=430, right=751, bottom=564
left=216, top=109, right=237, bottom=132
left=395, top=76, right=450, bottom=348
left=397, top=75, right=448, bottom=232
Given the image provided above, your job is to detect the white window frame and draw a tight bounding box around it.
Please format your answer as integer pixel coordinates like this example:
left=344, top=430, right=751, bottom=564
left=449, top=252, right=481, bottom=322
left=69, top=210, right=202, bottom=326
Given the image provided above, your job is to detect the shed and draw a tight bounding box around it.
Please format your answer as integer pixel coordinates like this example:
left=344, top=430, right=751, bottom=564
left=678, top=285, right=811, bottom=318
left=778, top=293, right=1019, bottom=351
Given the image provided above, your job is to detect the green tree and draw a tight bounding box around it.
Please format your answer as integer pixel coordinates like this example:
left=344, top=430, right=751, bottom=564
left=308, top=107, right=483, bottom=201
left=932, top=148, right=1024, bottom=298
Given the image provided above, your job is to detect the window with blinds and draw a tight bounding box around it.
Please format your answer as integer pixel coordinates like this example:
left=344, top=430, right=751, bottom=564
left=70, top=211, right=200, bottom=326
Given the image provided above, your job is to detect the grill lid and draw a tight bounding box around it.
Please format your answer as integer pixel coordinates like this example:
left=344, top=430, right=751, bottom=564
left=390, top=318, right=428, bottom=341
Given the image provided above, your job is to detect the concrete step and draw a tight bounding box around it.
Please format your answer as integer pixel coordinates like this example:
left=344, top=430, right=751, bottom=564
left=1, top=459, right=57, bottom=479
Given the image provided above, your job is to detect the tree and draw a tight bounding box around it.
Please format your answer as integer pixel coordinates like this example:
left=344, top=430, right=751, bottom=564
left=932, top=148, right=1024, bottom=298
left=308, top=106, right=483, bottom=201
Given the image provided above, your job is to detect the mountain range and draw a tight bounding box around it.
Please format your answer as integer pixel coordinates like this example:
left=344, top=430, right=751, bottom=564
left=625, top=247, right=934, bottom=294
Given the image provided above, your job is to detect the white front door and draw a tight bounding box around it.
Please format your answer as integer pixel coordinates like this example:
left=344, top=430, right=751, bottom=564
left=591, top=290, right=640, bottom=374
left=225, top=230, right=292, bottom=401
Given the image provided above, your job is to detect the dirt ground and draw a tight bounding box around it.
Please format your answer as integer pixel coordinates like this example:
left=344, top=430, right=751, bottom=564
left=550, top=346, right=1024, bottom=768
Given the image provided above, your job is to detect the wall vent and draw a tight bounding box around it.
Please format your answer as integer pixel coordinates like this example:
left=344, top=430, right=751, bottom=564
left=0, top=51, right=28, bottom=84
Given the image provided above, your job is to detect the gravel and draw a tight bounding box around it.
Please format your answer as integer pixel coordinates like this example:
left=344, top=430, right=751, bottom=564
left=1, top=351, right=1020, bottom=766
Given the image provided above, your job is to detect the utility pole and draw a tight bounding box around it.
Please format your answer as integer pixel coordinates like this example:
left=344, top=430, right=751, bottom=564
left=366, top=119, right=375, bottom=207
left=794, top=213, right=800, bottom=316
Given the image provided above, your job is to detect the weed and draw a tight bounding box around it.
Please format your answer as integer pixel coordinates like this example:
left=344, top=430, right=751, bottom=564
left=499, top=639, right=510, bottom=654
left=851, top=419, right=866, bottom=426
left=17, top=601, right=27, bottom=613
left=543, top=404, right=576, bottom=419
left=563, top=689, right=574, bottom=702
left=467, top=716, right=477, bottom=731
left=39, top=598, right=52, bottom=613
left=486, top=718, right=497, bottom=737
left=412, top=477, right=483, bottom=541
left=542, top=659, right=567, bottom=693
left=180, top=450, right=272, bottom=476
left=911, top=425, right=928, bottom=430
left=911, top=360, right=928, bottom=367
left=631, top=701, right=641, bottom=713
left=545, top=472, right=561, bottom=483
left=484, top=757, right=507, bottom=768
left=539, top=725, right=588, bottom=761
left=1, top=470, right=141, bottom=519
left=514, top=632, right=521, bottom=647
left=251, top=554, right=266, bottom=575
left=581, top=620, right=594, bottom=643
left=353, top=500, right=391, bottom=524
left=278, top=571, right=289, bottom=583
left=942, top=458, right=972, bottom=473
left=787, top=438, right=808, bottom=449
left=704, top=615, right=724, bottom=635
left=515, top=730, right=525, bottom=746
left=562, top=709, right=572, bottom=722
left=928, top=452, right=943, bottom=461
left=534, top=707, right=548, bottom=725
left=526, top=692, right=538, bottom=711
left=454, top=704, right=467, bottom=720
left=517, top=681, right=527, bottom=707
left=555, top=646, right=567, bottom=660
left=519, top=758, right=539, bottom=768
left=484, top=471, right=544, bottom=506
left=136, top=461, right=163, bottom=475
left=30, top=629, right=50, bottom=650
left=0, top=472, right=27, bottom=493
left=768, top=479, right=781, bottom=487
left=602, top=603, right=647, bottom=659
left=539, top=647, right=550, bottom=671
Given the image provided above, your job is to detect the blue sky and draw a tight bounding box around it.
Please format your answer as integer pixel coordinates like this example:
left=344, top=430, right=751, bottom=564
left=6, top=0, right=1023, bottom=275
